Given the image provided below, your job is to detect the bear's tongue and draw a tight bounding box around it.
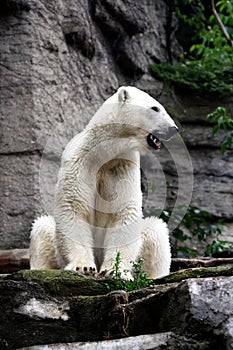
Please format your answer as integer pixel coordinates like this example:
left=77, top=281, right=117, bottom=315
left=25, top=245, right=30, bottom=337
left=147, top=133, right=161, bottom=150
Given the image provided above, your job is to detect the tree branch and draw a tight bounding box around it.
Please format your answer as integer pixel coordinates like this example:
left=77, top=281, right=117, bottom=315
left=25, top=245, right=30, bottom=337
left=211, top=0, right=233, bottom=48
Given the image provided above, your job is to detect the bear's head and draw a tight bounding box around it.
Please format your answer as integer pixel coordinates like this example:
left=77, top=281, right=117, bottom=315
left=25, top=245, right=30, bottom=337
left=116, top=86, right=178, bottom=150
left=88, top=86, right=178, bottom=152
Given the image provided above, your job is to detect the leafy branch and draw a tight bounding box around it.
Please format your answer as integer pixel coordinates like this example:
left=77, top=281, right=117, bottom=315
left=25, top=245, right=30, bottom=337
left=211, top=0, right=233, bottom=47
left=206, top=107, right=233, bottom=154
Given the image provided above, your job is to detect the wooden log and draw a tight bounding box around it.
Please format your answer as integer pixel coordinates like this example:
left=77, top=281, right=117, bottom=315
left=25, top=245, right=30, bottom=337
left=0, top=248, right=233, bottom=274
left=170, top=257, right=233, bottom=272
left=0, top=249, right=29, bottom=273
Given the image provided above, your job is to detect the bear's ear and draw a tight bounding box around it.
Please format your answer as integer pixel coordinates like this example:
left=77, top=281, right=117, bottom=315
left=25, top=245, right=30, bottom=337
left=118, top=87, right=130, bottom=103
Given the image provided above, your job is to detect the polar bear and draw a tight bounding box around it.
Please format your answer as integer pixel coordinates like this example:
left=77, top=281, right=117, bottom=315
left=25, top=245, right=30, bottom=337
left=30, top=86, right=178, bottom=279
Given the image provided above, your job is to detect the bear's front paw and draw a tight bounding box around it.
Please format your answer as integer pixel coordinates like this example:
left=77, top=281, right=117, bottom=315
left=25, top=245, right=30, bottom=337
left=64, top=263, right=97, bottom=276
left=76, top=266, right=97, bottom=276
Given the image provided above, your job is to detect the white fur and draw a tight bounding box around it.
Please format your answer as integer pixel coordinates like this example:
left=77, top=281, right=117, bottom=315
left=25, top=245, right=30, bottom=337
left=30, top=86, right=177, bottom=278
left=140, top=217, right=171, bottom=278
left=30, top=216, right=58, bottom=270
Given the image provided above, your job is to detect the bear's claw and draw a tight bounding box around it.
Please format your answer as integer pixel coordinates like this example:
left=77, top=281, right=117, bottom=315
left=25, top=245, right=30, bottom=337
left=76, top=266, right=97, bottom=276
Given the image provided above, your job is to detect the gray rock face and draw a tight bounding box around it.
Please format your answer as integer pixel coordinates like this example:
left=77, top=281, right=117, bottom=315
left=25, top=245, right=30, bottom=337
left=142, top=89, right=233, bottom=248
left=0, top=0, right=174, bottom=248
left=160, top=89, right=233, bottom=220
left=0, top=0, right=232, bottom=250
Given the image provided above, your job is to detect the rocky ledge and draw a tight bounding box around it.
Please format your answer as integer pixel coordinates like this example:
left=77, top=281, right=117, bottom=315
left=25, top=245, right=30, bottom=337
left=0, top=265, right=233, bottom=350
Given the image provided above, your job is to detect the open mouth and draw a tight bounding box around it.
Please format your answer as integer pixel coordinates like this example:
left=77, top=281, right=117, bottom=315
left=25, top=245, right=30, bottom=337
left=147, top=133, right=161, bottom=150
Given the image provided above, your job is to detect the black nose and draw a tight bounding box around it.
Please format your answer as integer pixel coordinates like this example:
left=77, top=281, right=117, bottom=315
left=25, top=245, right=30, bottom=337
left=168, top=126, right=179, bottom=138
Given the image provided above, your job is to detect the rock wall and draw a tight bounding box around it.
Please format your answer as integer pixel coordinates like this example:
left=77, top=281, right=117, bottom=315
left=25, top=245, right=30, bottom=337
left=158, top=88, right=233, bottom=247
left=0, top=0, right=232, bottom=249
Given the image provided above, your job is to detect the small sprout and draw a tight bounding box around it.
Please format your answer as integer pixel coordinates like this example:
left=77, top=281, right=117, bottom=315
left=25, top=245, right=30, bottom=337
left=106, top=252, right=154, bottom=292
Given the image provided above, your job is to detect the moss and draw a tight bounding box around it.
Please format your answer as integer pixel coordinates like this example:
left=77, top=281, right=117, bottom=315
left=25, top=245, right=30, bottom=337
left=3, top=265, right=233, bottom=296
left=3, top=270, right=116, bottom=297
left=154, top=264, right=233, bottom=285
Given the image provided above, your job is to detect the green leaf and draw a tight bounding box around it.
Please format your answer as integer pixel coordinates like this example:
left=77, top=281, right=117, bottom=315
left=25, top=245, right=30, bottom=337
left=212, top=124, right=220, bottom=135
left=173, top=228, right=188, bottom=242
left=205, top=240, right=232, bottom=256
left=221, top=142, right=227, bottom=155
left=178, top=246, right=198, bottom=258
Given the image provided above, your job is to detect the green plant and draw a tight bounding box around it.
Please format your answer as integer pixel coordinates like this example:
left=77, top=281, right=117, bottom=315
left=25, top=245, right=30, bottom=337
left=173, top=205, right=223, bottom=257
left=106, top=252, right=154, bottom=292
left=206, top=106, right=233, bottom=154
left=147, top=205, right=231, bottom=258
left=125, top=257, right=153, bottom=291
left=150, top=0, right=233, bottom=95
left=205, top=239, right=232, bottom=256
left=176, top=0, right=233, bottom=58
left=108, top=250, right=125, bottom=290
left=150, top=61, right=233, bottom=95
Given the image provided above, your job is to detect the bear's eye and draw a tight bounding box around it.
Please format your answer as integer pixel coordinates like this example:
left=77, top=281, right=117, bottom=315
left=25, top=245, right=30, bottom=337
left=151, top=106, right=160, bottom=112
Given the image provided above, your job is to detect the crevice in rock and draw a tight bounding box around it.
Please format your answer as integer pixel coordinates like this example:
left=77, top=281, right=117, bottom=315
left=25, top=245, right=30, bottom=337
left=0, top=150, right=42, bottom=157
left=0, top=0, right=31, bottom=16
left=91, top=0, right=144, bottom=78
left=165, top=0, right=175, bottom=63
left=93, top=0, right=146, bottom=37
left=64, top=31, right=95, bottom=59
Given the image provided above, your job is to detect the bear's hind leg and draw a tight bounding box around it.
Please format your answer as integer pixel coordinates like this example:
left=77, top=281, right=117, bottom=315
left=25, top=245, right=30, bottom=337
left=139, top=217, right=171, bottom=279
left=29, top=215, right=59, bottom=269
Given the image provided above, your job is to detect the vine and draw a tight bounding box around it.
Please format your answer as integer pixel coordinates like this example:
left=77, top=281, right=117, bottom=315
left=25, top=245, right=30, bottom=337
left=150, top=0, right=233, bottom=95
left=146, top=205, right=232, bottom=258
